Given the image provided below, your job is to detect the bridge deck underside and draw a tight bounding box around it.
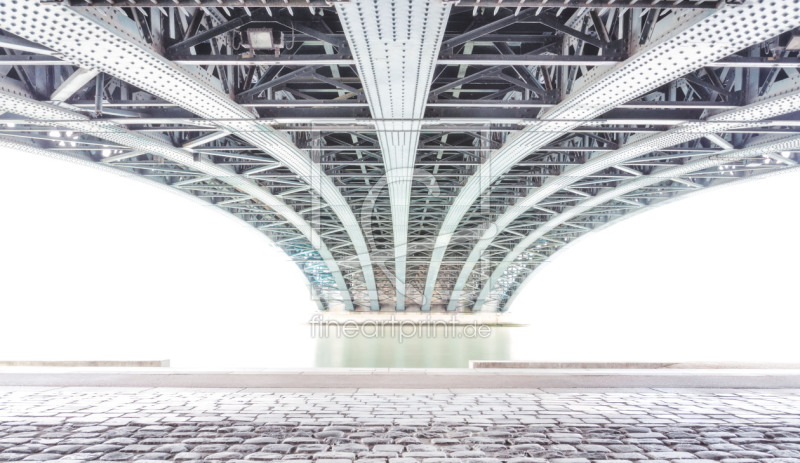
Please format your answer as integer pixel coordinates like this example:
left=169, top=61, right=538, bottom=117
left=1, top=0, right=798, bottom=311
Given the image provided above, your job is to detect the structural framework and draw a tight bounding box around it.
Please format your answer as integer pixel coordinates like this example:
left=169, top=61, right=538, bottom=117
left=1, top=0, right=799, bottom=311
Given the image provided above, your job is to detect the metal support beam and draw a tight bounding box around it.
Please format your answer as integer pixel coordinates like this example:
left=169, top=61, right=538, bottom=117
left=0, top=85, right=352, bottom=311
left=1, top=0, right=379, bottom=310
left=423, top=1, right=800, bottom=311
left=56, top=0, right=721, bottom=7
left=3, top=0, right=799, bottom=312
left=337, top=0, right=451, bottom=310
left=183, top=131, right=231, bottom=149
left=449, top=81, right=800, bottom=311
left=0, top=135, right=329, bottom=312
left=50, top=68, right=100, bottom=102
left=0, top=33, right=56, bottom=55
left=475, top=134, right=800, bottom=312
left=5, top=54, right=800, bottom=69
left=93, top=72, right=104, bottom=116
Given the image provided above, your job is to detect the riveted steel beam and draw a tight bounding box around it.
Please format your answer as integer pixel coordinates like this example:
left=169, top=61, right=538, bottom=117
left=337, top=0, right=451, bottom=310
left=474, top=134, right=800, bottom=312
left=0, top=135, right=327, bottom=312
left=0, top=0, right=379, bottom=310
left=450, top=77, right=800, bottom=311
left=4, top=0, right=799, bottom=312
left=53, top=0, right=723, bottom=7
left=7, top=54, right=800, bottom=68
left=0, top=82, right=352, bottom=311
left=421, top=0, right=800, bottom=311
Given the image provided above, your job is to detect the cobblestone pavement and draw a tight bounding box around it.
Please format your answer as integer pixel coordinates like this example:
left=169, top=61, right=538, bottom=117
left=0, top=387, right=799, bottom=463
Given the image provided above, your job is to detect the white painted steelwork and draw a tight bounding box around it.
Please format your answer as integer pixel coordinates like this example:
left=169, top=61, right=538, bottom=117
left=0, top=0, right=378, bottom=310
left=0, top=82, right=353, bottom=311
left=423, top=0, right=800, bottom=310
left=473, top=133, right=800, bottom=311
left=0, top=135, right=329, bottom=311
left=449, top=76, right=800, bottom=310
left=337, top=0, right=451, bottom=310
left=2, top=1, right=800, bottom=311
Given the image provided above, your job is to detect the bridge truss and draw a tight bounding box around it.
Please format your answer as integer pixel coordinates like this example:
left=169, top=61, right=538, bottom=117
left=1, top=0, right=799, bottom=311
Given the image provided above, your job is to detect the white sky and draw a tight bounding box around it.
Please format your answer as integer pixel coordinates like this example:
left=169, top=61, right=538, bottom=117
left=507, top=166, right=800, bottom=363
left=0, top=147, right=318, bottom=368
left=0, top=147, right=798, bottom=367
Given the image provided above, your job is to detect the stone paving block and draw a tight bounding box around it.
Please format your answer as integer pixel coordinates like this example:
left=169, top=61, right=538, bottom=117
left=1, top=389, right=800, bottom=463
left=334, top=445, right=369, bottom=453
left=21, top=454, right=62, bottom=461
left=403, top=452, right=447, bottom=460
left=191, top=444, right=229, bottom=453
left=297, top=445, right=329, bottom=453
left=246, top=453, right=286, bottom=461
left=648, top=452, right=699, bottom=459
left=461, top=458, right=501, bottom=463
left=245, top=438, right=280, bottom=446
left=205, top=451, right=244, bottom=460
left=313, top=452, right=356, bottom=460
left=134, top=452, right=172, bottom=461
left=611, top=453, right=648, bottom=459
left=263, top=445, right=294, bottom=454
left=97, top=452, right=133, bottom=461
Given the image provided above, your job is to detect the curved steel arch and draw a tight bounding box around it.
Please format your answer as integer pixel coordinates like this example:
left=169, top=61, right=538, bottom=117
left=422, top=0, right=800, bottom=310
left=0, top=0, right=379, bottom=310
left=0, top=84, right=354, bottom=311
left=447, top=77, right=800, bottom=310
left=501, top=160, right=800, bottom=314
left=337, top=0, right=451, bottom=310
left=472, top=134, right=800, bottom=312
left=0, top=136, right=329, bottom=311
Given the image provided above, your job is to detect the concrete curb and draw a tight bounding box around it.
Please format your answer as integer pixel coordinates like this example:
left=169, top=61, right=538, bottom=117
left=2, top=369, right=800, bottom=389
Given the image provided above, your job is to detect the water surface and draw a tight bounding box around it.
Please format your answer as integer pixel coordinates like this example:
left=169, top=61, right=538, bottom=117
left=172, top=325, right=525, bottom=369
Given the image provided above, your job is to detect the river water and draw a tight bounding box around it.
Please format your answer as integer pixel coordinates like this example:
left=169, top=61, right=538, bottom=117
left=312, top=325, right=516, bottom=368
left=171, top=325, right=529, bottom=369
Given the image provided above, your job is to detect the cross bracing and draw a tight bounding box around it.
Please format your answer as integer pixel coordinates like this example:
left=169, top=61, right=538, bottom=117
left=1, top=0, right=799, bottom=311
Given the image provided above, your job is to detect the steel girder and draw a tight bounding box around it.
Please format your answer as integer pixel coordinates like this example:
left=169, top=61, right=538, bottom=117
left=0, top=79, right=352, bottom=310
left=0, top=0, right=379, bottom=310
left=56, top=0, right=723, bottom=8
left=473, top=133, right=800, bottom=312
left=8, top=54, right=800, bottom=69
left=448, top=74, right=800, bottom=311
left=337, top=0, right=451, bottom=310
left=421, top=0, right=800, bottom=310
left=499, top=156, right=799, bottom=313
left=3, top=1, right=800, bottom=312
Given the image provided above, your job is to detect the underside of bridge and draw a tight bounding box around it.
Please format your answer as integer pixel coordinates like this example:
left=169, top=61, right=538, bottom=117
left=1, top=0, right=799, bottom=312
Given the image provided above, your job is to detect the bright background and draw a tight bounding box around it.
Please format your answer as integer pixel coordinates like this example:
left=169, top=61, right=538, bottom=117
left=0, top=148, right=318, bottom=368
left=0, top=146, right=798, bottom=367
left=507, top=166, right=800, bottom=363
